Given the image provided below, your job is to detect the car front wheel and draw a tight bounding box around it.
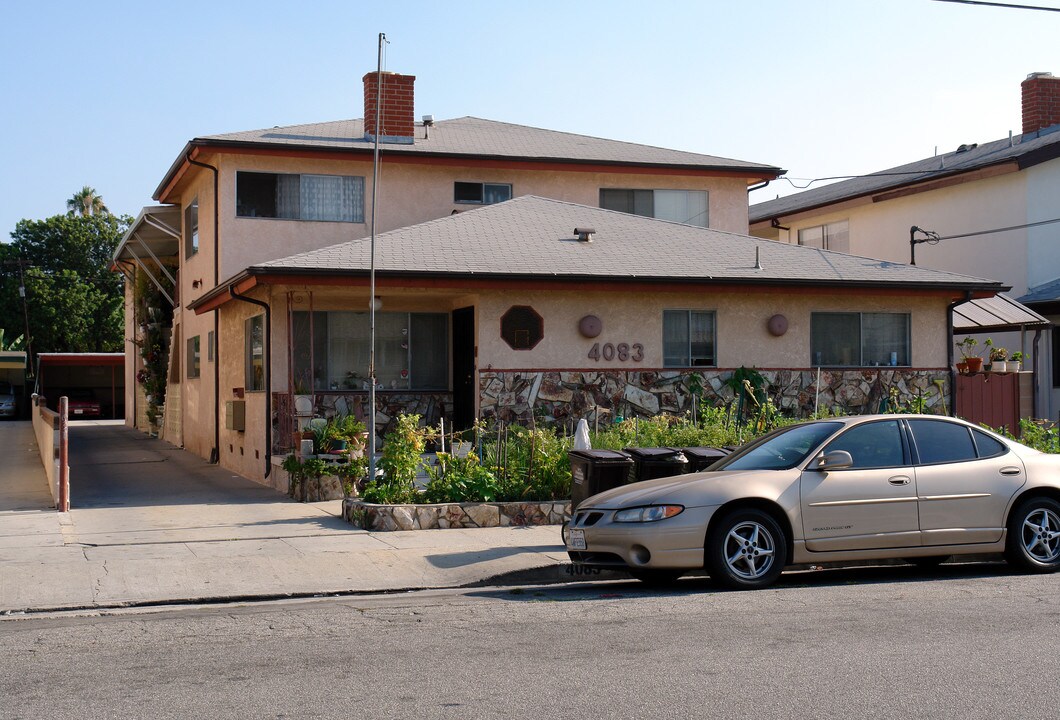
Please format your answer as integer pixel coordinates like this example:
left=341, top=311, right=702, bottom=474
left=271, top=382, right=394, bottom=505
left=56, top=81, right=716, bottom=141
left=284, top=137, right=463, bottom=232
left=706, top=508, right=787, bottom=590
left=1006, top=497, right=1060, bottom=572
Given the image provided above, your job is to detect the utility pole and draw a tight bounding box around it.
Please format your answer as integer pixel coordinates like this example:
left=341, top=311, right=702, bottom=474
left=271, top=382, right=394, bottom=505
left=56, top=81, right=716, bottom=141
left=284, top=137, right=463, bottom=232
left=2, top=258, right=34, bottom=375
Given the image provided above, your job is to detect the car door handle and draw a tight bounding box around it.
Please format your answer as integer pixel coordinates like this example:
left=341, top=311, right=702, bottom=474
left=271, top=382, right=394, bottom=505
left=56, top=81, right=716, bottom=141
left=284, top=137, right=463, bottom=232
left=1000, top=466, right=1022, bottom=476
left=888, top=475, right=911, bottom=486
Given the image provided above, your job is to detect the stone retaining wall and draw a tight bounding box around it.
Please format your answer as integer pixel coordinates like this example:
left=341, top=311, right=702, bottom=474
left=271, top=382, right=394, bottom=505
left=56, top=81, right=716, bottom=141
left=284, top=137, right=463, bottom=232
left=344, top=499, right=571, bottom=531
left=479, top=368, right=950, bottom=425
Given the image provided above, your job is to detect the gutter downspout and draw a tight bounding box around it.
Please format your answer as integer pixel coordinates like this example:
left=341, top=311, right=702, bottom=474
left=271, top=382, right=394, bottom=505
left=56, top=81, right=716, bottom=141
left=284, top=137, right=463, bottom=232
left=1033, top=328, right=1043, bottom=418
left=747, top=179, right=772, bottom=194
left=229, top=286, right=271, bottom=479
left=947, top=292, right=972, bottom=417
left=186, top=152, right=221, bottom=464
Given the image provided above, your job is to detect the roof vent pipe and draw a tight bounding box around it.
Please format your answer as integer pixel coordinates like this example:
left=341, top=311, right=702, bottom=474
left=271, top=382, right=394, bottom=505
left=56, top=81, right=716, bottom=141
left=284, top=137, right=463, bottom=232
left=754, top=246, right=763, bottom=270
left=574, top=227, right=595, bottom=242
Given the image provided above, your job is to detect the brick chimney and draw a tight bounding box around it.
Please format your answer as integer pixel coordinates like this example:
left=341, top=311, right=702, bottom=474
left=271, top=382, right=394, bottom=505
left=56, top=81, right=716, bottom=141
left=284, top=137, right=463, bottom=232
left=363, top=71, right=416, bottom=144
left=1022, top=72, right=1060, bottom=135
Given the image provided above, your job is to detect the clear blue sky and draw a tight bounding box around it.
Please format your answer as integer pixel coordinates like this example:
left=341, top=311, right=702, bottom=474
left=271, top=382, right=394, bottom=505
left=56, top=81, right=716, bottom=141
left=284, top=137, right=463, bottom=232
left=1, top=0, right=1058, bottom=238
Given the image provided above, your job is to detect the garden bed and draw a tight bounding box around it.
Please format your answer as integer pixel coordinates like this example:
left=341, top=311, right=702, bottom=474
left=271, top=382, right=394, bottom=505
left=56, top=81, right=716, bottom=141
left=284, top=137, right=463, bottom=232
left=343, top=498, right=570, bottom=531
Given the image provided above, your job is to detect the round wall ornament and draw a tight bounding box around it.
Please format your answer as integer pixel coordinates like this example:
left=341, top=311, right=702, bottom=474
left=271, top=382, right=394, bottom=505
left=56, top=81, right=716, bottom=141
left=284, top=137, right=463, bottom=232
left=767, top=314, right=788, bottom=337
left=578, top=315, right=603, bottom=338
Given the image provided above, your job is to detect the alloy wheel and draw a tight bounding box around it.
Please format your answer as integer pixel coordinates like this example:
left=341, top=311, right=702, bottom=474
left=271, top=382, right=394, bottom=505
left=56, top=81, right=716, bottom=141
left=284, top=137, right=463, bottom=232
left=1021, top=507, right=1060, bottom=563
left=724, top=520, right=776, bottom=580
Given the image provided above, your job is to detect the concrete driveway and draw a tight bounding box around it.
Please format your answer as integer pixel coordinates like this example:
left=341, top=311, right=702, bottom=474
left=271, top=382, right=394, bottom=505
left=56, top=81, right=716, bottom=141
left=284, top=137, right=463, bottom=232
left=0, top=420, right=568, bottom=613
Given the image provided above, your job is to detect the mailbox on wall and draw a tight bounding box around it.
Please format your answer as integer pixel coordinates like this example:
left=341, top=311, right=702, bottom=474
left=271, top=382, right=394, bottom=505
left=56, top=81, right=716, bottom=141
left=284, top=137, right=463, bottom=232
left=226, top=400, right=246, bottom=431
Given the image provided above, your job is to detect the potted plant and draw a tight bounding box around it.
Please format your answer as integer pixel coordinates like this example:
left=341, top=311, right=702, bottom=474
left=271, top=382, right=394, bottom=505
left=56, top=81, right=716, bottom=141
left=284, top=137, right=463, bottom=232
left=335, top=414, right=367, bottom=454
left=1011, top=351, right=1024, bottom=372
left=956, top=336, right=982, bottom=373
left=989, top=345, right=1008, bottom=372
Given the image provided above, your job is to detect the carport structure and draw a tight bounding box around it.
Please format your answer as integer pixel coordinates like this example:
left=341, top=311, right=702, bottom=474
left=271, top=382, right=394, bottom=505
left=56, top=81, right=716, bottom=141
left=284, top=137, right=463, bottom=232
left=35, top=353, right=125, bottom=419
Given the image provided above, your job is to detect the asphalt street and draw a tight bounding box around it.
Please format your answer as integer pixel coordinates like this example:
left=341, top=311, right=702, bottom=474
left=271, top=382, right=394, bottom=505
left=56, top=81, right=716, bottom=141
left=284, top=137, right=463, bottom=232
left=2, top=562, right=1057, bottom=720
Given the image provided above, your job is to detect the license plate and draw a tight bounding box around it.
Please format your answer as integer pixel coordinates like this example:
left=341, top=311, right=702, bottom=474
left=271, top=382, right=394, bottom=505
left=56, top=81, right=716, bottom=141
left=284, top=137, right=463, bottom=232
left=73, top=409, right=83, bottom=415
left=567, top=528, right=586, bottom=551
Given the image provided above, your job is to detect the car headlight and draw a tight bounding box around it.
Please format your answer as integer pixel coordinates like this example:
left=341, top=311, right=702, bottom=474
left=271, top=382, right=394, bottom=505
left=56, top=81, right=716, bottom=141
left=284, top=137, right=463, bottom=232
left=613, top=505, right=684, bottom=523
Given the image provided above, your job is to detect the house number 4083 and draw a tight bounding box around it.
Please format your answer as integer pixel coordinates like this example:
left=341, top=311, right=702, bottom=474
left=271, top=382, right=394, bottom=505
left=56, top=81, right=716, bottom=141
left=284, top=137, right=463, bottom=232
left=587, top=342, right=644, bottom=362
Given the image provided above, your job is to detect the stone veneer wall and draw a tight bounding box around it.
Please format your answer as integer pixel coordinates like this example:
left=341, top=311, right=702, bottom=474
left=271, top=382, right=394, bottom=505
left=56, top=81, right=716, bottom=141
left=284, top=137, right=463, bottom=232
left=479, top=369, right=950, bottom=425
left=344, top=499, right=571, bottom=531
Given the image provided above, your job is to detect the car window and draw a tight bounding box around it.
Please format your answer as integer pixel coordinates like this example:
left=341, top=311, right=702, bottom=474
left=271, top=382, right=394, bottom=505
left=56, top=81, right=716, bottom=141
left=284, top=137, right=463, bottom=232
left=717, top=422, right=842, bottom=471
left=971, top=429, right=1008, bottom=459
left=0, top=381, right=12, bottom=396
left=908, top=420, right=977, bottom=465
left=824, top=420, right=905, bottom=469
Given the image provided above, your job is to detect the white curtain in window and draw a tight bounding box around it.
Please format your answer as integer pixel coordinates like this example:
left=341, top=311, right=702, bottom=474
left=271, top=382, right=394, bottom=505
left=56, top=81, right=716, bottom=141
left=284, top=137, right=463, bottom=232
left=327, top=313, right=368, bottom=389
left=799, top=226, right=825, bottom=249
left=301, top=175, right=363, bottom=222
left=825, top=220, right=850, bottom=252
left=275, top=175, right=300, bottom=219
left=655, top=190, right=708, bottom=227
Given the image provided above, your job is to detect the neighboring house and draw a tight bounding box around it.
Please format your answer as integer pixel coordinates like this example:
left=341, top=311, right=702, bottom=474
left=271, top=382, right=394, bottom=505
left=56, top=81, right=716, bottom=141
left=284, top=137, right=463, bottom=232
left=185, top=196, right=1000, bottom=485
left=113, top=69, right=782, bottom=467
left=749, top=72, right=1060, bottom=418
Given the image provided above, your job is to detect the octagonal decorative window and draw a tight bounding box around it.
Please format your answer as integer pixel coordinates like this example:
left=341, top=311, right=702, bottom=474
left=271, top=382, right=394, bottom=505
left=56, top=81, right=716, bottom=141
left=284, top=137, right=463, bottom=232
left=501, top=305, right=543, bottom=350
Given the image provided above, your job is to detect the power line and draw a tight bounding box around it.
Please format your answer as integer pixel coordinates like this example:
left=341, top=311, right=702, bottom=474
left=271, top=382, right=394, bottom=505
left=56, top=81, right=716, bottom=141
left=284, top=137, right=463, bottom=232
left=931, top=0, right=1060, bottom=11
left=934, top=216, right=1060, bottom=240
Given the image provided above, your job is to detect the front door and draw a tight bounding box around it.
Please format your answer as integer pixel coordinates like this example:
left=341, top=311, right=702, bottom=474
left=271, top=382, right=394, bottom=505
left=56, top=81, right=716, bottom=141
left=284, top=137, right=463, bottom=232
left=452, top=306, right=476, bottom=430
left=801, top=419, right=921, bottom=552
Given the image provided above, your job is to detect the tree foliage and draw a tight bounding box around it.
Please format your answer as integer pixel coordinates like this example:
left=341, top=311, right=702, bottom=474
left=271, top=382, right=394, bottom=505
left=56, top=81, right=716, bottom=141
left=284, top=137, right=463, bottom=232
left=0, top=212, right=129, bottom=355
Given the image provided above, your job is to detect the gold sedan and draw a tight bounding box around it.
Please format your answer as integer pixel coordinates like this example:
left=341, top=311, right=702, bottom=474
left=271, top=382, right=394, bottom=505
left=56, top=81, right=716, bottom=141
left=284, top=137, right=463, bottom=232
left=567, top=415, right=1060, bottom=589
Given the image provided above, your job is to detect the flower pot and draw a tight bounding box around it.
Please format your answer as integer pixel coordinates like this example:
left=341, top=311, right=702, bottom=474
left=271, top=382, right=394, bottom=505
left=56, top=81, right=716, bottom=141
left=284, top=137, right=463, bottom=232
left=1012, top=361, right=1023, bottom=372
left=992, top=360, right=1008, bottom=373
left=956, top=361, right=969, bottom=375
left=330, top=439, right=348, bottom=452
left=966, top=357, right=984, bottom=373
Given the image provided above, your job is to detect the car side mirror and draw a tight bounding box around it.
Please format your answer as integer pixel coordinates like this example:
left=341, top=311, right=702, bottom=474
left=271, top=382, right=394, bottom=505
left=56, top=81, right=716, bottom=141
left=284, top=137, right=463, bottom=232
left=814, top=450, right=853, bottom=471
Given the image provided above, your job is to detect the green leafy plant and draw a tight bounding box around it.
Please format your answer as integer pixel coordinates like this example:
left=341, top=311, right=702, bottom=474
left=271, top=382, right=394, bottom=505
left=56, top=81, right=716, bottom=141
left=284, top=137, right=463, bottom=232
left=362, top=413, right=424, bottom=504
left=1010, top=351, right=1024, bottom=364
left=989, top=346, right=1008, bottom=362
left=956, top=336, right=979, bottom=361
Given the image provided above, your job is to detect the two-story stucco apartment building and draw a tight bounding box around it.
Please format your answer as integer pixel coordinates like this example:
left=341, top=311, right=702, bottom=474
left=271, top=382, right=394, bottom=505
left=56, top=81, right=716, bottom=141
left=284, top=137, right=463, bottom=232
left=114, top=70, right=1004, bottom=487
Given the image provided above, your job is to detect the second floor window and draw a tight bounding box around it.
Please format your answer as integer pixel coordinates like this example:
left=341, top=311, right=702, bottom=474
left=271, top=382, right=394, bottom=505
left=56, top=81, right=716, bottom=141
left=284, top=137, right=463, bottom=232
left=454, top=182, right=512, bottom=205
left=798, top=220, right=849, bottom=251
left=236, top=172, right=365, bottom=222
left=600, top=189, right=709, bottom=227
left=185, top=199, right=198, bottom=258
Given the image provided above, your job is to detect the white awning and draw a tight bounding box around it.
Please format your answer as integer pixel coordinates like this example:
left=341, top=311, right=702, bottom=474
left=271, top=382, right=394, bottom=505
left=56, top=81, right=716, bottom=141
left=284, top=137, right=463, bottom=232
left=113, top=205, right=181, bottom=307
left=953, top=293, right=1051, bottom=333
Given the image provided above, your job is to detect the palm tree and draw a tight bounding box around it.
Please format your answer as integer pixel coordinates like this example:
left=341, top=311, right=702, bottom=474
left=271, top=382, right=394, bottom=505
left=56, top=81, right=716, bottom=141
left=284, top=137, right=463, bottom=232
left=66, top=186, right=109, bottom=217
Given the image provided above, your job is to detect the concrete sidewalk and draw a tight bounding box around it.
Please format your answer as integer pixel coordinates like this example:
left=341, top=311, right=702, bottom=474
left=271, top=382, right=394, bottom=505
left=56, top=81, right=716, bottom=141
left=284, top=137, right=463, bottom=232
left=0, top=421, right=570, bottom=613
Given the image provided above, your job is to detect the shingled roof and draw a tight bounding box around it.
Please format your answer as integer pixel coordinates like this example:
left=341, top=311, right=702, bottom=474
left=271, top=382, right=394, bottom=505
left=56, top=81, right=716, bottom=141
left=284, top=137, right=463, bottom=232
left=749, top=125, right=1060, bottom=224
left=190, top=196, right=1004, bottom=312
left=157, top=117, right=781, bottom=199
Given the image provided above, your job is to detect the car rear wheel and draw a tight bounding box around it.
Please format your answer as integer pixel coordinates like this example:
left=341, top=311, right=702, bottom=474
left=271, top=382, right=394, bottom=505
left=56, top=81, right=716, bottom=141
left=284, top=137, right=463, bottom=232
left=627, top=568, right=685, bottom=586
left=706, top=508, right=787, bottom=590
left=1005, top=497, right=1060, bottom=572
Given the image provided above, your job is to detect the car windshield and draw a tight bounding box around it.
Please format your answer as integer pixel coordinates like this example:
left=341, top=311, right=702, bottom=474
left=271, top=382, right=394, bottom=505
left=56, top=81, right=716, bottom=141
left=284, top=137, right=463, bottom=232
left=714, top=422, right=843, bottom=471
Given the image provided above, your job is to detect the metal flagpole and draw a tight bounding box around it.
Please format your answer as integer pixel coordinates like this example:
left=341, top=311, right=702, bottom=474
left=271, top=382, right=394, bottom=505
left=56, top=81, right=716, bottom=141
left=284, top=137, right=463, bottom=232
left=368, top=32, right=386, bottom=484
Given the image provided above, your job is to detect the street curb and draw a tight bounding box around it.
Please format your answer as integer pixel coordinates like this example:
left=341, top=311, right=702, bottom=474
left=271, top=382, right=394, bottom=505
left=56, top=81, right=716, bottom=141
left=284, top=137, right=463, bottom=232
left=0, top=561, right=615, bottom=618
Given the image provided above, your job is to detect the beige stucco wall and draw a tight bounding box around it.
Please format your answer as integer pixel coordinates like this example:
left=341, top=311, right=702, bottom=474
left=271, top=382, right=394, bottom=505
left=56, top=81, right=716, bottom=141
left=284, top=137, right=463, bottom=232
left=192, top=152, right=751, bottom=282
left=475, top=287, right=950, bottom=371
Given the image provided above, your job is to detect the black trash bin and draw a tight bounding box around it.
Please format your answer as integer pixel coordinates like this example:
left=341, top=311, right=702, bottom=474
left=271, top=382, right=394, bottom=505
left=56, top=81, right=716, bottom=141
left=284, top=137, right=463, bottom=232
left=624, top=447, right=689, bottom=483
left=568, top=449, right=634, bottom=510
left=682, top=447, right=730, bottom=473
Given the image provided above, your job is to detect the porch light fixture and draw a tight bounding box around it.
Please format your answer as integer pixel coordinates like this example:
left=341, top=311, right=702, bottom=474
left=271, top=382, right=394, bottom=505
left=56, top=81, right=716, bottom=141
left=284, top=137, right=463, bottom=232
left=371, top=296, right=383, bottom=311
